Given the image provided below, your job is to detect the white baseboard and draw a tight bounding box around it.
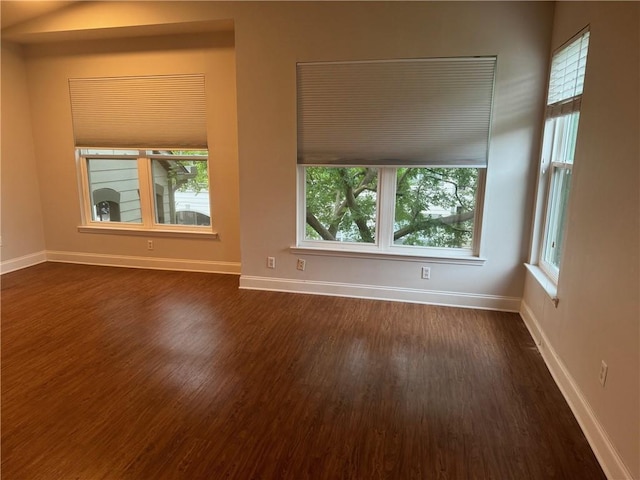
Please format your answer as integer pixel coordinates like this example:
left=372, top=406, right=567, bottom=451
left=520, top=301, right=633, bottom=480
left=239, top=275, right=521, bottom=311
left=0, top=251, right=47, bottom=274
left=46, top=250, right=241, bottom=275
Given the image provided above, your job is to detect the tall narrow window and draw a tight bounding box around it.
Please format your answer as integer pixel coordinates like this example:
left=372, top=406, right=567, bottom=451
left=539, top=29, right=590, bottom=281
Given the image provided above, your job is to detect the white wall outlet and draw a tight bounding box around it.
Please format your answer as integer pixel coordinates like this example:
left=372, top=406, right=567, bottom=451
left=421, top=266, right=431, bottom=280
left=599, top=361, right=608, bottom=387
left=296, top=258, right=306, bottom=271
left=147, top=240, right=154, bottom=250
left=267, top=256, right=276, bottom=269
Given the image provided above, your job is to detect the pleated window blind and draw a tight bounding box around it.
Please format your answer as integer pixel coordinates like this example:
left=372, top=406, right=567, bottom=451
left=546, top=30, right=590, bottom=118
left=69, top=74, right=207, bottom=149
left=297, top=57, right=496, bottom=167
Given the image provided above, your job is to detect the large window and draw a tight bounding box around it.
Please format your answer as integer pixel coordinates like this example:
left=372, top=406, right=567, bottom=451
left=80, top=149, right=210, bottom=229
left=303, top=166, right=480, bottom=251
left=296, top=57, right=495, bottom=258
left=69, top=74, right=211, bottom=233
left=538, top=29, right=590, bottom=281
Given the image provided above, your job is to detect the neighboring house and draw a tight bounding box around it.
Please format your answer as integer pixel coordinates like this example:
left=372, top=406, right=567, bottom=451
left=88, top=157, right=210, bottom=226
left=174, top=191, right=211, bottom=226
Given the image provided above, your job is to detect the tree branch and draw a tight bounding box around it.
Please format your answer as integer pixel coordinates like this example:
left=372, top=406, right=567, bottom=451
left=312, top=168, right=378, bottom=240
left=306, top=210, right=336, bottom=241
left=396, top=169, right=411, bottom=192
left=353, top=168, right=377, bottom=196
left=345, top=185, right=374, bottom=243
left=393, top=211, right=474, bottom=241
left=423, top=173, right=470, bottom=210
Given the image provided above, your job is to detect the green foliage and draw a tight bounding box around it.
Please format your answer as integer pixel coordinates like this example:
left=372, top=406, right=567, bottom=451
left=305, top=166, right=478, bottom=248
left=394, top=167, right=477, bottom=248
left=168, top=150, right=209, bottom=193
left=305, top=167, right=377, bottom=243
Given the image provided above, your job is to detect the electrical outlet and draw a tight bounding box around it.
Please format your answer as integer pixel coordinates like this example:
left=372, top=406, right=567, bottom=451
left=296, top=258, right=306, bottom=271
left=599, top=361, right=608, bottom=387
left=147, top=240, right=154, bottom=250
left=421, top=266, right=431, bottom=280
left=267, top=257, right=276, bottom=269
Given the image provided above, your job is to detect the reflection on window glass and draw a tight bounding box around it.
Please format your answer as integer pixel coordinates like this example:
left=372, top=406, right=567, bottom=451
left=394, top=168, right=478, bottom=249
left=87, top=159, right=141, bottom=223
left=305, top=167, right=378, bottom=243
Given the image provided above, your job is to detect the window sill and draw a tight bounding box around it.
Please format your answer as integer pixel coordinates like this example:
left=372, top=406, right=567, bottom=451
left=78, top=225, right=219, bottom=240
left=291, top=245, right=486, bottom=265
left=524, top=263, right=559, bottom=306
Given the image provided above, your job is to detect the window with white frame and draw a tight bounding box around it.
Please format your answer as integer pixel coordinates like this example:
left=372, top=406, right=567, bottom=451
left=69, top=74, right=212, bottom=232
left=79, top=149, right=209, bottom=228
left=538, top=29, right=590, bottom=281
left=296, top=57, right=495, bottom=258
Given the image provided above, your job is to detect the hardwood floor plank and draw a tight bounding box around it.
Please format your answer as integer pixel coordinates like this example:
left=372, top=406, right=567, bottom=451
left=1, top=263, right=605, bottom=479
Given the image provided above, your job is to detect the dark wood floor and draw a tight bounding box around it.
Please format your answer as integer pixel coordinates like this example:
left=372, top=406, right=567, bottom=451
left=1, top=263, right=604, bottom=480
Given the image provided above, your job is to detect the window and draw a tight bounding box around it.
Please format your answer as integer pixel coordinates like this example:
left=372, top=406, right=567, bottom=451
left=303, top=166, right=480, bottom=251
left=79, top=149, right=210, bottom=230
left=296, top=57, right=495, bottom=258
left=69, top=74, right=212, bottom=234
left=538, top=29, right=590, bottom=281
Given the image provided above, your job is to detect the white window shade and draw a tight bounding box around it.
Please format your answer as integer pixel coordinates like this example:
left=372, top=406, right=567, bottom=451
left=69, top=74, right=207, bottom=149
left=546, top=30, right=590, bottom=118
left=297, top=57, right=496, bottom=167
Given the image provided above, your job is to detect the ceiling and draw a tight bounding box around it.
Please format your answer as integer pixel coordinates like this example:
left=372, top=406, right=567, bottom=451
left=1, top=1, right=75, bottom=30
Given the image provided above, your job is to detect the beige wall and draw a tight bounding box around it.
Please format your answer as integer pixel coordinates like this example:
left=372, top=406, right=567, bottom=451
left=1, top=41, right=46, bottom=264
left=523, top=2, right=639, bottom=478
left=21, top=31, right=240, bottom=264
left=233, top=1, right=553, bottom=300
left=2, top=1, right=554, bottom=301
left=2, top=0, right=638, bottom=477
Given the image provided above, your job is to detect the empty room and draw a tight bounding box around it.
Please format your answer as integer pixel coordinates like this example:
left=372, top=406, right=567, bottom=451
left=1, top=1, right=638, bottom=479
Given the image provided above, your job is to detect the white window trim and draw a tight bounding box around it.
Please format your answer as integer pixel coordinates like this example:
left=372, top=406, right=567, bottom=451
left=530, top=27, right=589, bottom=289
left=539, top=160, right=573, bottom=283
left=76, top=225, right=218, bottom=239
left=295, top=165, right=486, bottom=265
left=524, top=263, right=559, bottom=306
left=77, top=149, right=215, bottom=236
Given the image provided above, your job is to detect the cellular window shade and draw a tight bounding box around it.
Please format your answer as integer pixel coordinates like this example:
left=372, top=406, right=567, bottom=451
left=69, top=74, right=207, bottom=149
left=297, top=57, right=496, bottom=167
left=546, top=30, right=590, bottom=118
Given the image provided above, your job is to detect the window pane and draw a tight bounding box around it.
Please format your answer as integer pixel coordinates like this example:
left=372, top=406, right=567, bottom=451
left=82, top=149, right=139, bottom=156
left=394, top=168, right=478, bottom=248
left=87, top=159, right=141, bottom=223
left=149, top=149, right=208, bottom=157
left=542, top=167, right=572, bottom=271
left=151, top=158, right=210, bottom=226
left=305, top=167, right=377, bottom=243
left=551, top=112, right=580, bottom=164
